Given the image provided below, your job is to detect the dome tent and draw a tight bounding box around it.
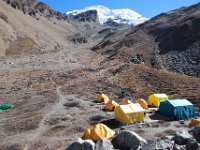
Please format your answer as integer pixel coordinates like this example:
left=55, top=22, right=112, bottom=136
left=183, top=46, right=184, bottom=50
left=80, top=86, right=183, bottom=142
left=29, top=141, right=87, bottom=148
left=82, top=123, right=115, bottom=141
left=120, top=98, right=133, bottom=105
left=104, top=100, right=119, bottom=111
left=96, top=94, right=109, bottom=103
left=135, top=98, right=148, bottom=109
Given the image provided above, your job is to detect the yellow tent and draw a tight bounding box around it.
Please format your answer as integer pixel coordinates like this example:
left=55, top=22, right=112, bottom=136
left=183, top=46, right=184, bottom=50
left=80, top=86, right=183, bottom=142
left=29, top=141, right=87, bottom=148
left=82, top=123, right=115, bottom=141
left=120, top=99, right=133, bottom=105
left=96, top=94, right=109, bottom=103
left=189, top=118, right=200, bottom=127
left=148, top=94, right=168, bottom=107
left=115, top=104, right=144, bottom=125
left=135, top=98, right=148, bottom=109
left=104, top=100, right=119, bottom=111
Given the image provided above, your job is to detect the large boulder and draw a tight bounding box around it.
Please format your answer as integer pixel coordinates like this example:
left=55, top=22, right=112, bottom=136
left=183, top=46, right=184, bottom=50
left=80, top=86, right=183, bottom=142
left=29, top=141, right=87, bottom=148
left=95, top=139, right=113, bottom=150
left=111, top=130, right=146, bottom=149
left=193, top=125, right=200, bottom=142
left=186, top=140, right=200, bottom=150
left=66, top=138, right=95, bottom=150
left=172, top=131, right=192, bottom=145
left=141, top=139, right=174, bottom=150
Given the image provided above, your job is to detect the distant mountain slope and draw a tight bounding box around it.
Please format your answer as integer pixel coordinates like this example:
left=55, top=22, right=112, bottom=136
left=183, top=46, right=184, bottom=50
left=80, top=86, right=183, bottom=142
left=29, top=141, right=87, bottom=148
left=0, top=0, right=104, bottom=56
left=92, top=2, right=200, bottom=77
left=66, top=5, right=148, bottom=26
left=0, top=0, right=74, bottom=56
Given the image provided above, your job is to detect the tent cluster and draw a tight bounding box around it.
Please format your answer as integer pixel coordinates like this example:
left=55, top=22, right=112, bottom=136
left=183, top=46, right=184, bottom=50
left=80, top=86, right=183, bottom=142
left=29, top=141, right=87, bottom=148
left=96, top=93, right=148, bottom=125
left=147, top=94, right=196, bottom=120
left=80, top=93, right=197, bottom=142
left=97, top=93, right=196, bottom=122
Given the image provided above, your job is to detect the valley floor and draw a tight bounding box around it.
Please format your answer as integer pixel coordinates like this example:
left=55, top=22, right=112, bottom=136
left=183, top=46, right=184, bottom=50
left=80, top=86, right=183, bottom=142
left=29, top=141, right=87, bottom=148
left=0, top=45, right=200, bottom=150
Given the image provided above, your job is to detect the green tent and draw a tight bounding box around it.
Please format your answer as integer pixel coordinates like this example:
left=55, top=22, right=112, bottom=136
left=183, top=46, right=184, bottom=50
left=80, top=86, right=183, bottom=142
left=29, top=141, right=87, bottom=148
left=0, top=104, right=13, bottom=112
left=159, top=99, right=195, bottom=120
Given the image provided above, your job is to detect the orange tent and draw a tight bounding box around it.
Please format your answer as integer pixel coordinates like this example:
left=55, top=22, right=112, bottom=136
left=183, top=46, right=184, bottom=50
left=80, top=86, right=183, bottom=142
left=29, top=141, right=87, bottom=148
left=120, top=99, right=133, bottom=105
left=104, top=100, right=119, bottom=111
left=135, top=98, right=148, bottom=109
left=82, top=123, right=115, bottom=141
left=96, top=94, right=109, bottom=103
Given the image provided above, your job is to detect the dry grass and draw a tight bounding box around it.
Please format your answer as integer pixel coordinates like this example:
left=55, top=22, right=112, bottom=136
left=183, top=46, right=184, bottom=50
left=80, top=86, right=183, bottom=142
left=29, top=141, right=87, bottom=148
left=0, top=143, right=22, bottom=150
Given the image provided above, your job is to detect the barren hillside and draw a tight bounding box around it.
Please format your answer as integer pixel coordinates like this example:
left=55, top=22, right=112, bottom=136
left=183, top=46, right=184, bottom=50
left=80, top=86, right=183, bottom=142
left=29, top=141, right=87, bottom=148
left=92, top=2, right=200, bottom=77
left=0, top=0, right=104, bottom=56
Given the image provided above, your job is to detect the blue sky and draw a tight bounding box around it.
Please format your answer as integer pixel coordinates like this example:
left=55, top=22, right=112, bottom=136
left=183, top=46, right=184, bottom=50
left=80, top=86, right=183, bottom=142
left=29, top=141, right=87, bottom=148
left=39, top=0, right=200, bottom=18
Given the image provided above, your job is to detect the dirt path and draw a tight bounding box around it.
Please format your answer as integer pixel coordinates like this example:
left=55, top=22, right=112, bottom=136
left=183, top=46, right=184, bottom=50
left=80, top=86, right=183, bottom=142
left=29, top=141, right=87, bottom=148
left=23, top=85, right=64, bottom=150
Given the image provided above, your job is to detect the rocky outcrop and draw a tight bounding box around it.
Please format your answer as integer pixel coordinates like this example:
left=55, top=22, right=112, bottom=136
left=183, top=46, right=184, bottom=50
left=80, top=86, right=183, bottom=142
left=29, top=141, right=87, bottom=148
left=68, top=33, right=88, bottom=44
left=139, top=2, right=200, bottom=77
left=72, top=10, right=98, bottom=23
left=92, top=2, right=200, bottom=77
left=103, top=18, right=131, bottom=30
left=3, top=0, right=68, bottom=21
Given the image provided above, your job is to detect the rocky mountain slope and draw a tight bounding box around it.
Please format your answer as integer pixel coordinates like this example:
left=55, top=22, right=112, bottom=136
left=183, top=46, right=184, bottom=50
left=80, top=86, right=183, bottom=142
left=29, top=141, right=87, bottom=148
left=0, top=0, right=105, bottom=56
left=66, top=5, right=148, bottom=26
left=92, top=2, right=200, bottom=77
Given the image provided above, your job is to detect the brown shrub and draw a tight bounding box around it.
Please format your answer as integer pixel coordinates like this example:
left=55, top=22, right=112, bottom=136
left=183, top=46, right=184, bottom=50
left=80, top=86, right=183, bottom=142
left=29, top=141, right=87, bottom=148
left=63, top=101, right=79, bottom=108
left=90, top=115, right=105, bottom=122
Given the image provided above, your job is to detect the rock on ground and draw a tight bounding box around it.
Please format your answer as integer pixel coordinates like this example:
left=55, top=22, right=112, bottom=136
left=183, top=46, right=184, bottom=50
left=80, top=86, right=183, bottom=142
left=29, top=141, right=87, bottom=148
left=193, top=125, right=200, bottom=142
left=95, top=139, right=113, bottom=150
left=186, top=140, right=200, bottom=150
left=172, top=131, right=193, bottom=145
left=173, top=144, right=186, bottom=150
left=66, top=138, right=95, bottom=150
left=111, top=130, right=146, bottom=149
left=141, top=139, right=174, bottom=150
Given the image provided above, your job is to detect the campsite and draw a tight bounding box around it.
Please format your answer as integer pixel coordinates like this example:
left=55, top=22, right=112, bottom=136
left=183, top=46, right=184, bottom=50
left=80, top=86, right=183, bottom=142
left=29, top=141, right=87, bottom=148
left=1, top=0, right=200, bottom=149
left=66, top=93, right=200, bottom=149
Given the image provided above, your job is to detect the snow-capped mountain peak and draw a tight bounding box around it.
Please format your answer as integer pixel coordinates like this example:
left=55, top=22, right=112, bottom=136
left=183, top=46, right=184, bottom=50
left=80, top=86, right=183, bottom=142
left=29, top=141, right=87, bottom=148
left=66, top=5, right=148, bottom=25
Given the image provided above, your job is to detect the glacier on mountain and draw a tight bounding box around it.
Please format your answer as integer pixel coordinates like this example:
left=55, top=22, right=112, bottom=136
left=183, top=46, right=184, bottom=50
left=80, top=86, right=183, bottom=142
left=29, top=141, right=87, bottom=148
left=66, top=5, right=148, bottom=25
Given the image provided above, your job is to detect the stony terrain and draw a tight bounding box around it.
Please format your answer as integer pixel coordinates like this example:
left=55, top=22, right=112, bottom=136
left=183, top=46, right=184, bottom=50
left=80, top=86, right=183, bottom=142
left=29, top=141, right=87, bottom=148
left=93, top=2, right=200, bottom=77
left=0, top=0, right=200, bottom=150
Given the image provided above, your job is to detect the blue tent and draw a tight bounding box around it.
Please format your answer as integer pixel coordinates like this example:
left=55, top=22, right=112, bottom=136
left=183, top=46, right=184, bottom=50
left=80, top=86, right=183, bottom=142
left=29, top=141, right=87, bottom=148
left=159, top=99, right=195, bottom=120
